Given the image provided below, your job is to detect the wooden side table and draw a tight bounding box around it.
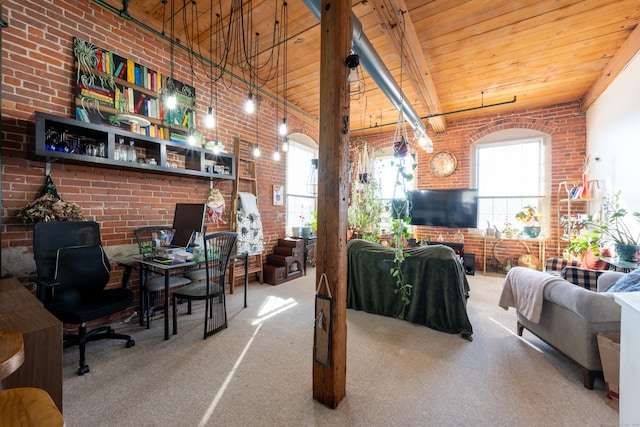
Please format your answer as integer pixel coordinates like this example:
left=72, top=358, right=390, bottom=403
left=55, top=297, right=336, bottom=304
left=0, top=278, right=63, bottom=411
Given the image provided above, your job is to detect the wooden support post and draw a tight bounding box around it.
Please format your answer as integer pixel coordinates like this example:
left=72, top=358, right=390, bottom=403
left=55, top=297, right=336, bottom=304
left=312, top=0, right=351, bottom=408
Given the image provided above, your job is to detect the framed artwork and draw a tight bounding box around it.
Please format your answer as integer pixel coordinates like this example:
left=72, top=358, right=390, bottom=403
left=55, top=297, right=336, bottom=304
left=273, top=185, right=284, bottom=206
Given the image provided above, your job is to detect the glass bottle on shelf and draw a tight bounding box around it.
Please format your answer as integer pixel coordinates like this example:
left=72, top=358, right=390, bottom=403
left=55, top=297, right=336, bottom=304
left=115, top=138, right=123, bottom=161
left=120, top=138, right=129, bottom=162
left=128, top=141, right=137, bottom=163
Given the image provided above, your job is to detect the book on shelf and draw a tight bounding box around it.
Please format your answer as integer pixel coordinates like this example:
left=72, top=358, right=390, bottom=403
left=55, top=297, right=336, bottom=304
left=126, top=59, right=135, bottom=83
left=114, top=62, right=124, bottom=79
left=79, top=88, right=114, bottom=106
left=134, top=65, right=141, bottom=86
left=134, top=93, right=147, bottom=114
left=76, top=106, right=90, bottom=123
left=127, top=87, right=135, bottom=113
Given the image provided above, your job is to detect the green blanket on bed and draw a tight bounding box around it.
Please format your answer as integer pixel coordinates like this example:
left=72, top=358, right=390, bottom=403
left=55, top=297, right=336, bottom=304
left=347, top=239, right=473, bottom=340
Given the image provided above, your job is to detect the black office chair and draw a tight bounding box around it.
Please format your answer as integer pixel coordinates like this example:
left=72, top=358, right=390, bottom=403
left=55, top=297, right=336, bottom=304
left=134, top=226, right=191, bottom=328
left=172, top=232, right=237, bottom=339
left=33, top=221, right=135, bottom=375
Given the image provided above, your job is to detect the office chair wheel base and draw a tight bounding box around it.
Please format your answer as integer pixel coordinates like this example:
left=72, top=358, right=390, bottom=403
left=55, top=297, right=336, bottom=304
left=77, top=365, right=90, bottom=376
left=125, top=339, right=135, bottom=348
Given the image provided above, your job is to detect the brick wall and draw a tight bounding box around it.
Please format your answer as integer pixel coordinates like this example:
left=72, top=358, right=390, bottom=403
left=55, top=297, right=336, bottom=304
left=359, top=101, right=587, bottom=273
left=2, top=1, right=587, bottom=286
left=1, top=0, right=316, bottom=295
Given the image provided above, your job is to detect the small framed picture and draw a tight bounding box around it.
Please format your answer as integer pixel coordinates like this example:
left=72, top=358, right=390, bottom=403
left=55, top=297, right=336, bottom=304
left=273, top=185, right=284, bottom=206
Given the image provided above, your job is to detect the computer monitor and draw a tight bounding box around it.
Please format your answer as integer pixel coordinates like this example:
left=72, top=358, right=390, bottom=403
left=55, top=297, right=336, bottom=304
left=171, top=203, right=206, bottom=247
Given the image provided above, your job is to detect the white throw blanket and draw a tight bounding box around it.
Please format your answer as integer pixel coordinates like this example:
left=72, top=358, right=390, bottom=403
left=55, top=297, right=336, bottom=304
left=238, top=192, right=260, bottom=216
left=498, top=267, right=565, bottom=323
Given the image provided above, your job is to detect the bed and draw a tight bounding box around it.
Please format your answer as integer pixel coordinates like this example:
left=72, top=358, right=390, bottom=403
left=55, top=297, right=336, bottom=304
left=347, top=239, right=473, bottom=340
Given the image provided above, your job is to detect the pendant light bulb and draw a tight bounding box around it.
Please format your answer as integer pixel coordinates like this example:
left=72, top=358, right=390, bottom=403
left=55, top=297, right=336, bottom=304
left=205, top=106, right=215, bottom=128
left=346, top=54, right=361, bottom=89
left=166, top=92, right=177, bottom=110
left=348, top=68, right=360, bottom=88
left=245, top=92, right=255, bottom=114
left=273, top=146, right=280, bottom=161
left=279, top=118, right=288, bottom=136
left=426, top=140, right=434, bottom=154
left=282, top=136, right=289, bottom=153
left=188, top=132, right=197, bottom=146
left=212, top=141, right=221, bottom=155
left=252, top=144, right=260, bottom=157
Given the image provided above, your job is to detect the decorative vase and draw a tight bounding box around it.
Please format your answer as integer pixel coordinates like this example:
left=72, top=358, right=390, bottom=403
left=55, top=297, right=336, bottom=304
left=615, top=243, right=640, bottom=263
left=523, top=226, right=541, bottom=238
left=579, top=173, right=590, bottom=199
left=299, top=226, right=311, bottom=238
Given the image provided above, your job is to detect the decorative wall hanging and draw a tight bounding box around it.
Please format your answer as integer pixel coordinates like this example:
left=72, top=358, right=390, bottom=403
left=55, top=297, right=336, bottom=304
left=314, top=273, right=333, bottom=369
left=429, top=151, right=457, bottom=177
left=273, top=185, right=284, bottom=206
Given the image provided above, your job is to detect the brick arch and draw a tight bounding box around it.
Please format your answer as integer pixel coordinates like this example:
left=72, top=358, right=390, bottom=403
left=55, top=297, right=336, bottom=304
left=465, top=117, right=558, bottom=144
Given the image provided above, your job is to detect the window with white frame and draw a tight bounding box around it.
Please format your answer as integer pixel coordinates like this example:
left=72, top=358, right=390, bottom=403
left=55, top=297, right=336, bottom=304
left=286, top=140, right=318, bottom=235
left=473, top=137, right=548, bottom=235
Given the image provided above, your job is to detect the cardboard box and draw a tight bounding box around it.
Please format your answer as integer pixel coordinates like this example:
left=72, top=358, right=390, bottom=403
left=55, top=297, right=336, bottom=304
left=597, top=332, right=620, bottom=406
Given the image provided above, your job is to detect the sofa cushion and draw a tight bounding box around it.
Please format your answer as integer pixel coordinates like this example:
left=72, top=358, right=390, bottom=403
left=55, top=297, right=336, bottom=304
left=608, top=268, right=640, bottom=292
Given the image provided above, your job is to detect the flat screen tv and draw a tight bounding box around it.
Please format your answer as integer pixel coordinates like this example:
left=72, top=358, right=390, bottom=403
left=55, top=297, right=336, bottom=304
left=406, top=189, right=478, bottom=228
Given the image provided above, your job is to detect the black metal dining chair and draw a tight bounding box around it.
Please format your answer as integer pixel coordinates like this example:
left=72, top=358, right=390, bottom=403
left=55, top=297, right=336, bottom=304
left=172, top=232, right=237, bottom=339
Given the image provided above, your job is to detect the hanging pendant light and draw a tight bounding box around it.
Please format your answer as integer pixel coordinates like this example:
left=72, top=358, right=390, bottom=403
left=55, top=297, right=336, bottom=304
left=273, top=145, right=280, bottom=161
left=282, top=136, right=289, bottom=153
left=245, top=92, right=255, bottom=113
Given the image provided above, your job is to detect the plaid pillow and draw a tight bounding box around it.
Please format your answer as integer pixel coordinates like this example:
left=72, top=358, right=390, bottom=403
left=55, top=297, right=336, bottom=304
left=544, top=257, right=580, bottom=272
left=561, top=266, right=605, bottom=291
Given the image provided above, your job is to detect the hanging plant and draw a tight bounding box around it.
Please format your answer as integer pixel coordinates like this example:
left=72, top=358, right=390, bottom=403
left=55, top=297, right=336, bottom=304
left=389, top=153, right=417, bottom=320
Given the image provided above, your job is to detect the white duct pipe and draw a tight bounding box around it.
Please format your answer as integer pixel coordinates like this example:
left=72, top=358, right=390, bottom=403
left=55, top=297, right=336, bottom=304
left=303, top=0, right=427, bottom=136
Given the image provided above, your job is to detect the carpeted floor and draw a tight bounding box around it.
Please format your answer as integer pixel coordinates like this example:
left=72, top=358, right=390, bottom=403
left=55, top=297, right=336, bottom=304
left=62, top=270, right=618, bottom=426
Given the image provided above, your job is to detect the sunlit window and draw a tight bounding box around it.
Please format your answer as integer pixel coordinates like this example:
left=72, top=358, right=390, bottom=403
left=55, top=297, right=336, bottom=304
left=473, top=138, right=547, bottom=234
left=286, top=141, right=317, bottom=235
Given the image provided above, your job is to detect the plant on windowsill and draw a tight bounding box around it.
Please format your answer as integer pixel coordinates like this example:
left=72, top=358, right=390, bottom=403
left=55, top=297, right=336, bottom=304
left=515, top=204, right=541, bottom=238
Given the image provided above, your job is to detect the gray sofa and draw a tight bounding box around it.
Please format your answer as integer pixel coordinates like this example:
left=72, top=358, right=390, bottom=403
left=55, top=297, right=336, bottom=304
left=502, top=267, right=622, bottom=389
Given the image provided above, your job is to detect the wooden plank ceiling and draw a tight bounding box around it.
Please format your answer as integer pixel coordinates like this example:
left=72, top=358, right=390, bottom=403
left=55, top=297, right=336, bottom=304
left=97, top=0, right=640, bottom=136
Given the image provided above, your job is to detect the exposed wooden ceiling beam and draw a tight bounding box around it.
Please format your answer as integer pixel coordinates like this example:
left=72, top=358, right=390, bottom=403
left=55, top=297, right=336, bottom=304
left=368, top=0, right=446, bottom=133
left=582, top=23, right=640, bottom=111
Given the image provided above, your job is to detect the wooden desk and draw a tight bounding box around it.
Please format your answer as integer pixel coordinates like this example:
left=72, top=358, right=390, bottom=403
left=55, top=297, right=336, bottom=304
left=0, top=278, right=63, bottom=411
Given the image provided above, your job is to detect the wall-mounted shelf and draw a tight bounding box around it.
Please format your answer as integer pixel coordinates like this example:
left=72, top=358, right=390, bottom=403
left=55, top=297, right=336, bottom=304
left=34, top=112, right=235, bottom=180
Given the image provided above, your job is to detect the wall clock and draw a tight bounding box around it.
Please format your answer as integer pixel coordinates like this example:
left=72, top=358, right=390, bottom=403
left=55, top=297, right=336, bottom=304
left=430, top=151, right=457, bottom=177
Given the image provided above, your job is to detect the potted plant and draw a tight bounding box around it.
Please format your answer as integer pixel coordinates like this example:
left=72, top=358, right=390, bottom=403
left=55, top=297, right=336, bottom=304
left=590, top=191, right=640, bottom=262
left=515, top=205, right=541, bottom=238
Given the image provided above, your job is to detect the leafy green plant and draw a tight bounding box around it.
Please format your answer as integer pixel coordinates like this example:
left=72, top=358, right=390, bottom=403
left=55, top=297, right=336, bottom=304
left=348, top=173, right=384, bottom=242
left=590, top=191, right=640, bottom=246
left=565, top=231, right=599, bottom=258
left=389, top=153, right=416, bottom=320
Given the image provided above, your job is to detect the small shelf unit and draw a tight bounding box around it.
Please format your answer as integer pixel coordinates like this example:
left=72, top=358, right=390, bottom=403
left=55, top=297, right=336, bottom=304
left=34, top=112, right=235, bottom=180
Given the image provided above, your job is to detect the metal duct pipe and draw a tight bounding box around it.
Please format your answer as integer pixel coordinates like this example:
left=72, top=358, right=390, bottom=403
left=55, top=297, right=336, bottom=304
left=302, top=0, right=427, bottom=136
